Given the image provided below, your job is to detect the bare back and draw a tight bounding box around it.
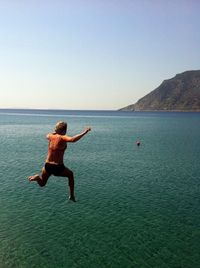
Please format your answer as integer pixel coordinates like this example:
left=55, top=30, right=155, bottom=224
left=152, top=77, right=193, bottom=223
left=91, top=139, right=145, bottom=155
left=46, top=133, right=67, bottom=164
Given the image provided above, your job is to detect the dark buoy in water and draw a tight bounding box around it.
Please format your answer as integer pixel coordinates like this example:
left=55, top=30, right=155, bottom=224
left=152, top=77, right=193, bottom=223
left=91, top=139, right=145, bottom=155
left=136, top=140, right=141, bottom=146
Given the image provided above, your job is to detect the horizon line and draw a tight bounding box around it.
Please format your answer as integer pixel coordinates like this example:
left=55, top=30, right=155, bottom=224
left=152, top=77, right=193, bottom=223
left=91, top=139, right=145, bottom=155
left=0, top=107, right=118, bottom=111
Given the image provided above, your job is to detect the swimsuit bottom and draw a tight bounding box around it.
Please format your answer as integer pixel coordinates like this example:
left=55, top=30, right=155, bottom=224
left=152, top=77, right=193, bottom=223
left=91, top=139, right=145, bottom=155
left=45, top=162, right=65, bottom=176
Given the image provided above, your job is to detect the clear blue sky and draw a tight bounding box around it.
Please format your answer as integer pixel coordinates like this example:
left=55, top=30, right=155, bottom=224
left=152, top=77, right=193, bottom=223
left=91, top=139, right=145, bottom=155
left=0, top=0, right=199, bottom=110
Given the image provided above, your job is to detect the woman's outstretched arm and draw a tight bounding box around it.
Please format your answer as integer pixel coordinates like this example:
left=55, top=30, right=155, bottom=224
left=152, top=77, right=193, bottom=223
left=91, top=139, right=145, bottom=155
left=62, top=128, right=91, bottom=143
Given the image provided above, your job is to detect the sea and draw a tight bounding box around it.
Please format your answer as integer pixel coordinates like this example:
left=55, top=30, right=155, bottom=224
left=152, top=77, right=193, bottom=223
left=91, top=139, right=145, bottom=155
left=0, top=109, right=199, bottom=268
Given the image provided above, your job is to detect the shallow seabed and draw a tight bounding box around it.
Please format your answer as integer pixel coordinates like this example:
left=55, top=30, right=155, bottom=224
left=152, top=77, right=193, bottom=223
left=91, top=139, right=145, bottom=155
left=0, top=110, right=199, bottom=268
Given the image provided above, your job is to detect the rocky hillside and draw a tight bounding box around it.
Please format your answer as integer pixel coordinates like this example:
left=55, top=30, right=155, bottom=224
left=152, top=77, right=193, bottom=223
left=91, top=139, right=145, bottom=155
left=120, top=70, right=200, bottom=111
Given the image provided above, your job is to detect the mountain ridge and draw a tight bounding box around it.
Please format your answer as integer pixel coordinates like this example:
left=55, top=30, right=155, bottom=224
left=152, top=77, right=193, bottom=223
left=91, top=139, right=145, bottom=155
left=120, top=70, right=200, bottom=111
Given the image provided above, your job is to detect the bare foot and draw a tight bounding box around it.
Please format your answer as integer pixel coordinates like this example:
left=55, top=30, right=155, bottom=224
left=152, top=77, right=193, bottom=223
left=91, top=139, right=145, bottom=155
left=69, top=196, right=76, bottom=202
left=29, top=174, right=40, bottom=182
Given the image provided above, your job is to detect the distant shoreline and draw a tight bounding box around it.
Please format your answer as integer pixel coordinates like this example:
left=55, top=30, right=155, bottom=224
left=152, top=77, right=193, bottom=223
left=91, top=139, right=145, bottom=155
left=118, top=109, right=200, bottom=112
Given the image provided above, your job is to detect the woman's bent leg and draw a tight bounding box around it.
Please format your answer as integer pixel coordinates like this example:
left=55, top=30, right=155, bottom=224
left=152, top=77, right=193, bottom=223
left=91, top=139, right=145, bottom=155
left=29, top=167, right=50, bottom=187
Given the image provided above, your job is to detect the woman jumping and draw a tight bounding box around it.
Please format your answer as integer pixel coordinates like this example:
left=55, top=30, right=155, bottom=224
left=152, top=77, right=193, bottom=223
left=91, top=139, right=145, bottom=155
left=29, top=121, right=91, bottom=202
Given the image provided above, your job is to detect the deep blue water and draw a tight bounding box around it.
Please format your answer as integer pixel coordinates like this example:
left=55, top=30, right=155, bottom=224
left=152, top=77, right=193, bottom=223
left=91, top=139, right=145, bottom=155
left=0, top=109, right=200, bottom=268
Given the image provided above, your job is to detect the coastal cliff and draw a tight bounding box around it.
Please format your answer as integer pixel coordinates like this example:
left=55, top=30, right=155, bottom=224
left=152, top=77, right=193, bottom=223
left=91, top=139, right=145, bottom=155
left=120, top=70, right=200, bottom=111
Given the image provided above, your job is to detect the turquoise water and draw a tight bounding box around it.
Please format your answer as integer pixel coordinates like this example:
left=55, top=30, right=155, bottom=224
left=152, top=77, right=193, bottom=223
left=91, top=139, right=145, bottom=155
left=0, top=109, right=199, bottom=268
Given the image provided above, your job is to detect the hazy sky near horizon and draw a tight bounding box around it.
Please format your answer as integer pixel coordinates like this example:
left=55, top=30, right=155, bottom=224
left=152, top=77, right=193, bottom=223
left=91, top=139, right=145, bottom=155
left=0, top=0, right=200, bottom=110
